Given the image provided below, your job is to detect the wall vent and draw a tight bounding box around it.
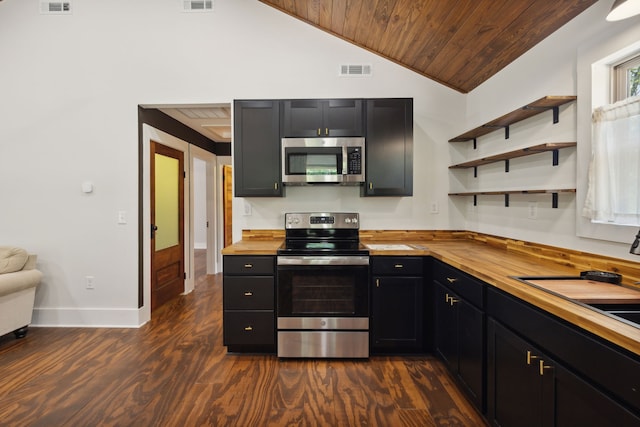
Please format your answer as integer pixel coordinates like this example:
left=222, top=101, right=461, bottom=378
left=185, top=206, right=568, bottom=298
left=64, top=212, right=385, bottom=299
left=40, top=1, right=71, bottom=14
left=183, top=0, right=213, bottom=12
left=339, top=64, right=372, bottom=77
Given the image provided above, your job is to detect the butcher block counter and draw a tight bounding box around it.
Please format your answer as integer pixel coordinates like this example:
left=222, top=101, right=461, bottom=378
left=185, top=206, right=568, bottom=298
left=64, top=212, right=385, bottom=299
left=222, top=230, right=640, bottom=356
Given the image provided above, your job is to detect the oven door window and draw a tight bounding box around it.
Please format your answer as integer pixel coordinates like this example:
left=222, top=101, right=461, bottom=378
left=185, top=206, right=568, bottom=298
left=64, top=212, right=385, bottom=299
left=278, top=265, right=368, bottom=317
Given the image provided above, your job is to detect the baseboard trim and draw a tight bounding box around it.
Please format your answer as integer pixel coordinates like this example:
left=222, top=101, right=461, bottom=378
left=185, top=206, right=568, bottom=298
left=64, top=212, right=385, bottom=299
left=31, top=307, right=144, bottom=328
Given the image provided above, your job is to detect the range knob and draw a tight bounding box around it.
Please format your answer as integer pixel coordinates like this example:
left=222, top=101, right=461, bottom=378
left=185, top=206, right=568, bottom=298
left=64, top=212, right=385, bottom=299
left=345, top=218, right=352, bottom=224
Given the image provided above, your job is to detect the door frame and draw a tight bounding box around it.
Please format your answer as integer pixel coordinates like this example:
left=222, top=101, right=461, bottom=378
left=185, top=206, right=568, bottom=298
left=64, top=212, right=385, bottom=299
left=140, top=124, right=221, bottom=324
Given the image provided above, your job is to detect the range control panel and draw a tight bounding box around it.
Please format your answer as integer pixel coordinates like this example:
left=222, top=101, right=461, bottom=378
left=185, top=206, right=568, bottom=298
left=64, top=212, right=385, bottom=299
left=285, top=212, right=359, bottom=229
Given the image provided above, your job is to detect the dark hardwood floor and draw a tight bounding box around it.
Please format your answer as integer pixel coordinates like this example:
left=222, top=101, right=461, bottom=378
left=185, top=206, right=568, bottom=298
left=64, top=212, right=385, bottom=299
left=0, top=251, right=487, bottom=426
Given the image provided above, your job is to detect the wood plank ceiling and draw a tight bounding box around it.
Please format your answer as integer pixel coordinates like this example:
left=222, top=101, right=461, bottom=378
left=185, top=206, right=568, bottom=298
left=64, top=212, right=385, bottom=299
left=259, top=0, right=598, bottom=93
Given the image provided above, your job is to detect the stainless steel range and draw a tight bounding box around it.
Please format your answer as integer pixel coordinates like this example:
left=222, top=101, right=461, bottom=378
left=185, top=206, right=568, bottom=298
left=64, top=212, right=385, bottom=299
left=276, top=212, right=370, bottom=358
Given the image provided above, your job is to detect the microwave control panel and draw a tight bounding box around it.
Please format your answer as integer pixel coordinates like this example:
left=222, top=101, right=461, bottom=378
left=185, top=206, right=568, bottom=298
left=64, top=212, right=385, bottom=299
left=347, top=147, right=362, bottom=175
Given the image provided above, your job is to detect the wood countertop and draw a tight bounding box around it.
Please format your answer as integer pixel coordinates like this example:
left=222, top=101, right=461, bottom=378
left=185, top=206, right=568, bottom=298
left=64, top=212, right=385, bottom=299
left=221, top=233, right=640, bottom=356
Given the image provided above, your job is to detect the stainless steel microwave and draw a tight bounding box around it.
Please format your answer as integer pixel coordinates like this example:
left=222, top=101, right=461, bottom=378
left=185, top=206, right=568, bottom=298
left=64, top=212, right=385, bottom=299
left=281, top=137, right=365, bottom=185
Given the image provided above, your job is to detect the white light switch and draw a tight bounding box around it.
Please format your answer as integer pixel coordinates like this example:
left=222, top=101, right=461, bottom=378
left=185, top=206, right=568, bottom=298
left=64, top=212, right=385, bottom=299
left=117, top=211, right=127, bottom=224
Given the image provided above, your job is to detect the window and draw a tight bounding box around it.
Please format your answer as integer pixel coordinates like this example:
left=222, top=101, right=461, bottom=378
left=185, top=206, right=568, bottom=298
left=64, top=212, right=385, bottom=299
left=613, top=53, right=640, bottom=102
left=583, top=52, right=640, bottom=227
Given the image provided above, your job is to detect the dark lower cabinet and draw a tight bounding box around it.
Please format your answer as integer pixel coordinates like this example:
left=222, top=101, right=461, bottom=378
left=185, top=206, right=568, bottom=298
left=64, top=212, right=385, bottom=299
left=233, top=100, right=282, bottom=197
left=363, top=98, right=413, bottom=196
left=488, top=318, right=640, bottom=427
left=434, top=281, right=485, bottom=408
left=223, top=255, right=276, bottom=352
left=433, top=267, right=485, bottom=411
left=371, top=257, right=425, bottom=353
left=487, top=286, right=640, bottom=426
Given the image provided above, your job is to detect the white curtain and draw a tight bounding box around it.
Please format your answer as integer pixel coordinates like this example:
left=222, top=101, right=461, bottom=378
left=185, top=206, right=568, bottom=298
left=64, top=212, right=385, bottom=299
left=583, top=96, right=640, bottom=226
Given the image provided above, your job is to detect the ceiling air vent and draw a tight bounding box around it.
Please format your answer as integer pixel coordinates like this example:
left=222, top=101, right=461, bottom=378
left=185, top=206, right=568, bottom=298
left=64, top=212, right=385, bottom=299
left=183, top=0, right=213, bottom=12
left=339, top=64, right=372, bottom=77
left=40, top=1, right=71, bottom=14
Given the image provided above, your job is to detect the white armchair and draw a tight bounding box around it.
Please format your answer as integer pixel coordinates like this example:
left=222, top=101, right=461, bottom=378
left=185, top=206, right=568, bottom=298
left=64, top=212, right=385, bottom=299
left=0, top=247, right=42, bottom=338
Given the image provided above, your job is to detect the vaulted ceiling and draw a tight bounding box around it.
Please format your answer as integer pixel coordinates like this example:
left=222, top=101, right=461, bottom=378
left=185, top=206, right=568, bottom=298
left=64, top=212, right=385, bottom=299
left=259, top=0, right=598, bottom=93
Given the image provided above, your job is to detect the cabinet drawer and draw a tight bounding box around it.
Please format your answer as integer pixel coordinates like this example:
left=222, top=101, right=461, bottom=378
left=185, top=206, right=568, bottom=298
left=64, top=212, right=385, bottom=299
left=433, top=260, right=484, bottom=308
left=224, top=256, right=274, bottom=275
left=372, top=256, right=423, bottom=276
left=224, top=276, right=274, bottom=310
left=223, top=311, right=275, bottom=346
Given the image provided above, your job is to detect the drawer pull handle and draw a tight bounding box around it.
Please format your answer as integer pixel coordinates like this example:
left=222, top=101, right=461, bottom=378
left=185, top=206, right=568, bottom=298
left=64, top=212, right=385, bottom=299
left=244, top=326, right=253, bottom=331
left=527, top=350, right=540, bottom=365
left=446, top=277, right=458, bottom=283
left=394, top=264, right=404, bottom=268
left=539, top=360, right=553, bottom=376
left=244, top=263, right=253, bottom=269
left=244, top=291, right=253, bottom=297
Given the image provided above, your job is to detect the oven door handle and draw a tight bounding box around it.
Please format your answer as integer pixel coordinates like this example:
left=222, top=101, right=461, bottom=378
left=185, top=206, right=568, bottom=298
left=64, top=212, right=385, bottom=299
left=277, top=255, right=369, bottom=266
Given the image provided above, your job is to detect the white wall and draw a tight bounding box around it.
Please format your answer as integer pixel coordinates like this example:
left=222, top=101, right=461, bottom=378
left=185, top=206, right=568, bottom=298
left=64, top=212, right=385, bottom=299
left=1, top=0, right=638, bottom=328
left=463, top=0, right=640, bottom=262
left=193, top=158, right=207, bottom=249
left=0, top=0, right=462, bottom=327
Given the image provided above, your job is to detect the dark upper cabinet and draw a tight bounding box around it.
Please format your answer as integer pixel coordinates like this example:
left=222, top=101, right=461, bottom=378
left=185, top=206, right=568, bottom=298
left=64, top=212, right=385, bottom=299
left=363, top=98, right=413, bottom=196
left=282, top=99, right=364, bottom=137
left=233, top=100, right=283, bottom=197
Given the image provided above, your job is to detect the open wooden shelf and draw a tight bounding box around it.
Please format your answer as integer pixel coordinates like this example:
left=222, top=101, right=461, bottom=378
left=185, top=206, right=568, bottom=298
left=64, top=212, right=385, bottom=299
left=449, top=188, right=576, bottom=208
left=449, top=142, right=576, bottom=170
left=448, top=96, right=577, bottom=144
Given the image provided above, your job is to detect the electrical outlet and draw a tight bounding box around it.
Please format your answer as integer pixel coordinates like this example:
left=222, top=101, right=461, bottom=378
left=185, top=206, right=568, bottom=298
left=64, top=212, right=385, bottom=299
left=86, top=275, right=95, bottom=289
left=430, top=201, right=439, bottom=214
left=527, top=202, right=538, bottom=220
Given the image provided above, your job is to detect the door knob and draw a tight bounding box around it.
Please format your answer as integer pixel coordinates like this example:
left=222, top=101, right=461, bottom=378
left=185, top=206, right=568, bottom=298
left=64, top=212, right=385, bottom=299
left=151, top=224, right=158, bottom=238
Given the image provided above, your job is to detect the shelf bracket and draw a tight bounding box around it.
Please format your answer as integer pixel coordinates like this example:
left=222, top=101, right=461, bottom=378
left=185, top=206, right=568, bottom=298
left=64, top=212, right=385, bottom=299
left=483, top=124, right=509, bottom=139
left=523, top=105, right=560, bottom=124
left=473, top=195, right=477, bottom=206
left=504, top=194, right=510, bottom=207
left=474, top=166, right=478, bottom=178
left=505, top=159, right=510, bottom=173
left=552, top=192, right=559, bottom=208
left=552, top=149, right=559, bottom=166
left=473, top=138, right=477, bottom=149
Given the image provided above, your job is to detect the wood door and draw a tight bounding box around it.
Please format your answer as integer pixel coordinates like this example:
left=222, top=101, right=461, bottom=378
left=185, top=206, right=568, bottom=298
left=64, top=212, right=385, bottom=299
left=223, top=165, right=233, bottom=247
left=151, top=141, right=184, bottom=311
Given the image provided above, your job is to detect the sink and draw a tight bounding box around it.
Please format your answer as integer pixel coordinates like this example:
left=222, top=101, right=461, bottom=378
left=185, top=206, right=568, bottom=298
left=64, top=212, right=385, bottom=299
left=365, top=244, right=415, bottom=250
left=513, top=276, right=640, bottom=329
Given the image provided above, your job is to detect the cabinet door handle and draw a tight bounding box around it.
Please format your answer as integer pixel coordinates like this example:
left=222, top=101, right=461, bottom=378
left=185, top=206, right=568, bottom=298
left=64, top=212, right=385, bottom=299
left=244, top=326, right=253, bottom=331
left=369, top=182, right=373, bottom=190
left=539, top=360, right=553, bottom=376
left=376, top=279, right=380, bottom=288
left=244, top=291, right=253, bottom=297
left=446, top=277, right=458, bottom=284
left=445, top=293, right=451, bottom=303
left=274, top=182, right=278, bottom=190
left=244, top=263, right=253, bottom=269
left=527, top=350, right=540, bottom=365
left=449, top=297, right=459, bottom=306
left=325, top=127, right=329, bottom=135
left=317, top=128, right=321, bottom=136
left=394, top=264, right=404, bottom=268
